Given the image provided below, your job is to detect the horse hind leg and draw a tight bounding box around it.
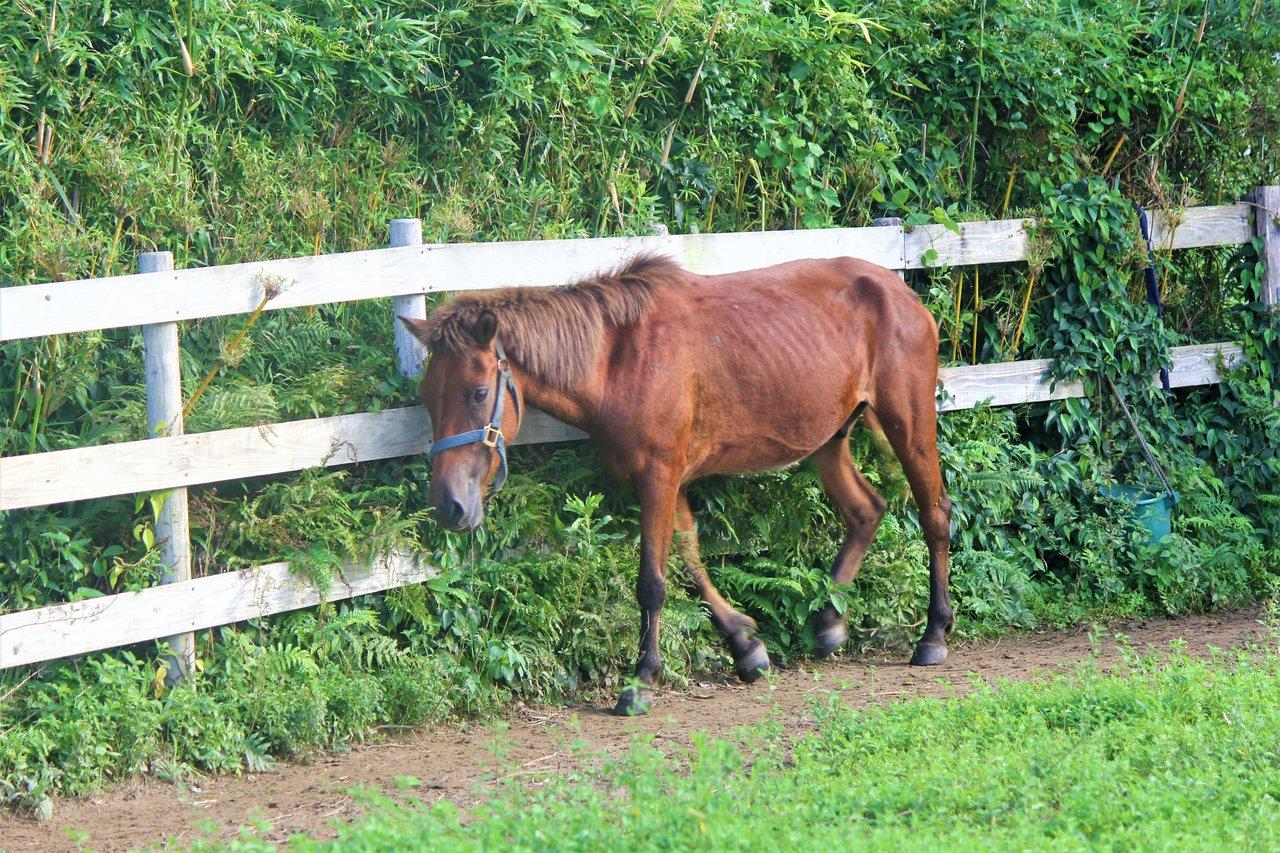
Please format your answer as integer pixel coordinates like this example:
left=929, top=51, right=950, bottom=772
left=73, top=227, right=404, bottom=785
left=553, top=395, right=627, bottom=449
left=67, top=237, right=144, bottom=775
left=869, top=390, right=954, bottom=666
left=675, top=492, right=770, bottom=683
left=810, top=437, right=887, bottom=656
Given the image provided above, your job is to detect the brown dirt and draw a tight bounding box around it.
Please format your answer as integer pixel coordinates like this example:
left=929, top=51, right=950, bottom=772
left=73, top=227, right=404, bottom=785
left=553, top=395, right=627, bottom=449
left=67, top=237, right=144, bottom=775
left=1, top=607, right=1268, bottom=852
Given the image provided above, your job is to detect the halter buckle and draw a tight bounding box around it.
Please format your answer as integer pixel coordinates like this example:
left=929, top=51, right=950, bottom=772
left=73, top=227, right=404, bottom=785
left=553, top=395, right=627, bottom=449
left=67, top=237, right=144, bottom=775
left=482, top=424, right=503, bottom=447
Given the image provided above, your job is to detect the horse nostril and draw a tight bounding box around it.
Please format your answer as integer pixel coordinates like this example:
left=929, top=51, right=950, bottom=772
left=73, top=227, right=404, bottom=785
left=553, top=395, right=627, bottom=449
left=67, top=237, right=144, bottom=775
left=442, top=498, right=466, bottom=526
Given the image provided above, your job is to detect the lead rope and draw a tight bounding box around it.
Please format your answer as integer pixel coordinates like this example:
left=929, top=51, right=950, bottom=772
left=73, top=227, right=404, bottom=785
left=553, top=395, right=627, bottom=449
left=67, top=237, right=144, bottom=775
left=1105, top=375, right=1174, bottom=497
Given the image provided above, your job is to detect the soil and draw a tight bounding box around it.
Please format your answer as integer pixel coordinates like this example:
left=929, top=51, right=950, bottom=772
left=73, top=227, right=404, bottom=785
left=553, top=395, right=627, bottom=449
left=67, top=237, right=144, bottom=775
left=0, top=607, right=1267, bottom=852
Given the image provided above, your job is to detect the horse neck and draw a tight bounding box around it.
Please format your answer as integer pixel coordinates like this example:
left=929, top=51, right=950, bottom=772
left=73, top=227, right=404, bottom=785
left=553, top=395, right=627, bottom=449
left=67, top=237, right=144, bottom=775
left=510, top=358, right=604, bottom=433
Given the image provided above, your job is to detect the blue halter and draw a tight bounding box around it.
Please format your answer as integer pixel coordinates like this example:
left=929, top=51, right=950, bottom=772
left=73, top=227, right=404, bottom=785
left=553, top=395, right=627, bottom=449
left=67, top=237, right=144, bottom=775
left=427, top=340, right=521, bottom=494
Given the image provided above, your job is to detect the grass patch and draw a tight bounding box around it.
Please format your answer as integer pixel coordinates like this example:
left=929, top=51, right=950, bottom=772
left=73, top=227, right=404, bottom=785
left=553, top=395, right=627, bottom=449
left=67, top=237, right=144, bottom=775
left=208, top=640, right=1280, bottom=851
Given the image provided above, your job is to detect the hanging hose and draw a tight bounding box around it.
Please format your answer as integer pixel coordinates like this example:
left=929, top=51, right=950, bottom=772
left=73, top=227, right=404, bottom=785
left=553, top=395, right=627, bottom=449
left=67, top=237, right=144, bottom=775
left=1105, top=375, right=1174, bottom=498
left=1134, top=205, right=1171, bottom=394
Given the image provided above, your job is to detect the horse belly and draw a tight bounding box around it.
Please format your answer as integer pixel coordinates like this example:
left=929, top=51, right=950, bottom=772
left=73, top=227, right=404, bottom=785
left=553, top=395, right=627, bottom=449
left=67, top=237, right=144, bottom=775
left=648, top=275, right=876, bottom=479
left=687, top=360, right=861, bottom=477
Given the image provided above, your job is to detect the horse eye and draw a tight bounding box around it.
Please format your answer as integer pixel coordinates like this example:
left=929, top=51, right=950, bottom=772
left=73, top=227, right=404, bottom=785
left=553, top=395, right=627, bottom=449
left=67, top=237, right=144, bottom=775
left=471, top=387, right=489, bottom=404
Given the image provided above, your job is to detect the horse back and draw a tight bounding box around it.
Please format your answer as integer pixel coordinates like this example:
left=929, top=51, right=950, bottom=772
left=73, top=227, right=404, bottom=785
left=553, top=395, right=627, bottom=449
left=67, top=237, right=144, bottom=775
left=596, top=257, right=938, bottom=480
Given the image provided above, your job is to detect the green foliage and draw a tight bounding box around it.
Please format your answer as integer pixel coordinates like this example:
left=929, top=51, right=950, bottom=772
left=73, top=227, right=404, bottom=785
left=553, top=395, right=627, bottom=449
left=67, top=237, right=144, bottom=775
left=2, top=0, right=1279, bottom=814
left=208, top=646, right=1280, bottom=850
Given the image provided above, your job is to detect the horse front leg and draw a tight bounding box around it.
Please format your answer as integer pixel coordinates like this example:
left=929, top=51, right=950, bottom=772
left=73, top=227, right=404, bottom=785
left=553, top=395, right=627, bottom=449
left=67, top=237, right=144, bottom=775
left=613, top=472, right=678, bottom=716
left=674, top=491, right=769, bottom=682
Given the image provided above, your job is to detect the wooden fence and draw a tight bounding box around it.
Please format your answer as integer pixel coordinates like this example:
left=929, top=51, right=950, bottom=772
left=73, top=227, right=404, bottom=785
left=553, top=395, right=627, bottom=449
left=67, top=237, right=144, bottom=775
left=1, top=188, right=1277, bottom=672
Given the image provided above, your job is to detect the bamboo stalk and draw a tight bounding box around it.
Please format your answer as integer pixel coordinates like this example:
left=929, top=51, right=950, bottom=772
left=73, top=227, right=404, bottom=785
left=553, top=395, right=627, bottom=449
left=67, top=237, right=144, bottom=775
left=749, top=158, right=768, bottom=231
left=683, top=12, right=721, bottom=105
left=525, top=196, right=543, bottom=240
left=180, top=289, right=277, bottom=422
left=999, top=165, right=1018, bottom=217
left=1, top=363, right=33, bottom=456
left=608, top=180, right=625, bottom=231
left=26, top=360, right=42, bottom=454
left=971, top=267, right=981, bottom=363
left=951, top=272, right=964, bottom=363
left=963, top=0, right=987, bottom=205
left=177, top=33, right=195, bottom=76
left=1101, top=133, right=1128, bottom=176
left=1010, top=272, right=1039, bottom=355
left=659, top=9, right=721, bottom=169
left=104, top=216, right=125, bottom=274
left=658, top=123, right=677, bottom=171
left=41, top=123, right=54, bottom=166
left=1173, top=0, right=1209, bottom=117
left=39, top=336, right=61, bottom=423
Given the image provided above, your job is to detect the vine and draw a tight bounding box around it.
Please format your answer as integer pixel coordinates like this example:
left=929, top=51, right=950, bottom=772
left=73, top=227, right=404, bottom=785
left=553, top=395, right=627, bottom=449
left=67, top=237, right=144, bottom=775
left=1039, top=178, right=1176, bottom=462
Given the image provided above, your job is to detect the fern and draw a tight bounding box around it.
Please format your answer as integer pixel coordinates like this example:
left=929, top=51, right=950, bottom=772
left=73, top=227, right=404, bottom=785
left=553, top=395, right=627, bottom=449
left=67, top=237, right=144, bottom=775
left=185, top=383, right=280, bottom=432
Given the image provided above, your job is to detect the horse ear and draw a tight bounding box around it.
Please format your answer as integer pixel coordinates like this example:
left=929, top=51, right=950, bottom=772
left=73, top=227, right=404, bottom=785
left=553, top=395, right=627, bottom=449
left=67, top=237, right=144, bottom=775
left=472, top=310, right=498, bottom=346
left=398, top=315, right=433, bottom=346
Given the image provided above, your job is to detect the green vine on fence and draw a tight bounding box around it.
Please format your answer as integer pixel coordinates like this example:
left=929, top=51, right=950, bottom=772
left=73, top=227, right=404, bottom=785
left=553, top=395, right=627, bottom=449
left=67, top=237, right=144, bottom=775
left=1039, top=179, right=1176, bottom=468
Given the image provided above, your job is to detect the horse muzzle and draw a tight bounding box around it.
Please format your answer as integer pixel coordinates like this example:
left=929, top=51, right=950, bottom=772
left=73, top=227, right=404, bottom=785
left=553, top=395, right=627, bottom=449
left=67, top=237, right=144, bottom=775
left=432, top=486, right=484, bottom=532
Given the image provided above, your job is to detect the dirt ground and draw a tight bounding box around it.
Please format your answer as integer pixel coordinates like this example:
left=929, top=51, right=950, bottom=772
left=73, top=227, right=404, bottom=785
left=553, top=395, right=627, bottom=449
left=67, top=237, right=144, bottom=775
left=1, top=607, right=1268, bottom=852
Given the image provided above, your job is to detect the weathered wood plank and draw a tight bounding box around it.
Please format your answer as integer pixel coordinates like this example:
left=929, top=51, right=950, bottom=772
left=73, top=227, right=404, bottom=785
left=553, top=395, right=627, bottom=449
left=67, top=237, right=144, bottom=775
left=0, top=407, right=585, bottom=511
left=1149, top=203, right=1254, bottom=250
left=413, top=226, right=907, bottom=299
left=904, top=218, right=1033, bottom=269
left=0, top=552, right=436, bottom=669
left=0, top=344, right=1243, bottom=511
left=899, top=205, right=1251, bottom=272
left=1167, top=341, right=1246, bottom=387
left=872, top=217, right=906, bottom=281
left=0, top=244, right=431, bottom=342
left=2, top=205, right=1253, bottom=341
left=938, top=358, right=1078, bottom=411
left=0, top=227, right=902, bottom=341
left=937, top=342, right=1243, bottom=410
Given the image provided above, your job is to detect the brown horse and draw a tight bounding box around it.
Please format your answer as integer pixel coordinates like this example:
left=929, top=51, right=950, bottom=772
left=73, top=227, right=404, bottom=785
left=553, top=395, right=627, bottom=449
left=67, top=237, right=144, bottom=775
left=401, top=254, right=952, bottom=715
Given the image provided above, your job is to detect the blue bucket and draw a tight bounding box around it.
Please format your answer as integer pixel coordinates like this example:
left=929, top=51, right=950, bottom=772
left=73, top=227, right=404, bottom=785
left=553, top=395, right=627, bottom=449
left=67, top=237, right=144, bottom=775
left=1100, top=484, right=1179, bottom=546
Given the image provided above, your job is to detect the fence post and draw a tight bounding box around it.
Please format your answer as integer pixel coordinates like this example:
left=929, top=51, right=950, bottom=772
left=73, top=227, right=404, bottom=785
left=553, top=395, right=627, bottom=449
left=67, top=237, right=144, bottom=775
left=873, top=216, right=906, bottom=280
left=139, top=250, right=195, bottom=684
left=1254, top=186, right=1279, bottom=310
left=390, top=219, right=427, bottom=377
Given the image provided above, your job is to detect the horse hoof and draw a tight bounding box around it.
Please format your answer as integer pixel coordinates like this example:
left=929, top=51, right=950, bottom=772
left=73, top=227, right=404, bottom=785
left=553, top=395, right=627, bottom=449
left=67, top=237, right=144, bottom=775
left=613, top=687, right=653, bottom=716
left=909, top=642, right=948, bottom=666
left=734, top=638, right=771, bottom=683
left=815, top=623, right=848, bottom=658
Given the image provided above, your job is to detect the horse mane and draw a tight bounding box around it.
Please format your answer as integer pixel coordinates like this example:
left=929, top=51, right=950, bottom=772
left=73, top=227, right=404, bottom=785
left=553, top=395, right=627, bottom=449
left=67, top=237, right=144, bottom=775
left=416, top=252, right=683, bottom=389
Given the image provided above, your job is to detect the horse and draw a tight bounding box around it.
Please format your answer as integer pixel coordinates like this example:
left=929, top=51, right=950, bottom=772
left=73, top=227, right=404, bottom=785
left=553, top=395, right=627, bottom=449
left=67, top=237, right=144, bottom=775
left=400, top=253, right=952, bottom=716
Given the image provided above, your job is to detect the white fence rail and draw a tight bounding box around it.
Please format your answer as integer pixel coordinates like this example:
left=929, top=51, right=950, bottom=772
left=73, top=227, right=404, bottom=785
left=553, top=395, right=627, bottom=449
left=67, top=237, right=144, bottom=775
left=1, top=553, right=435, bottom=669
left=1, top=193, right=1274, bottom=672
left=0, top=205, right=1251, bottom=342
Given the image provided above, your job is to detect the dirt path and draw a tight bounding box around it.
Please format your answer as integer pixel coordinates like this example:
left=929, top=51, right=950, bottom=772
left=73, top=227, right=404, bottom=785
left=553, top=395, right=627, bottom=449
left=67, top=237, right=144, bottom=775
left=1, top=608, right=1268, bottom=852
